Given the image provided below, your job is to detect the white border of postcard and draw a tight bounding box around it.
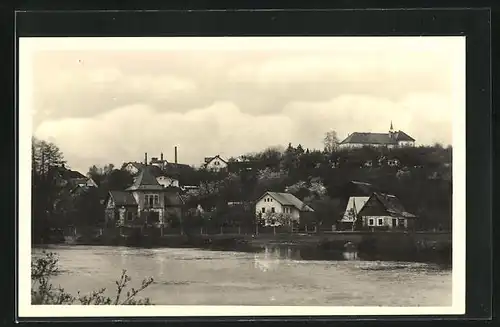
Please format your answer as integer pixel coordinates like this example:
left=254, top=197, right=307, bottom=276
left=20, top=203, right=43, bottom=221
left=18, top=37, right=466, bottom=317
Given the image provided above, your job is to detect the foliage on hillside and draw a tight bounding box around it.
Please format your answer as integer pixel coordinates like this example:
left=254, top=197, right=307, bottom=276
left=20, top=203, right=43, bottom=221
left=31, top=135, right=453, bottom=236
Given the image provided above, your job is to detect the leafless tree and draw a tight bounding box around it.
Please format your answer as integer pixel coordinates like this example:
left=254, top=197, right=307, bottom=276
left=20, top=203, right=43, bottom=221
left=323, top=130, right=340, bottom=153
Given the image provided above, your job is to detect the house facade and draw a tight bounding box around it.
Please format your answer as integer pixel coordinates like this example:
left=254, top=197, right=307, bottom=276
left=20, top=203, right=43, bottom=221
left=204, top=155, right=228, bottom=171
left=104, top=167, right=183, bottom=228
left=255, top=192, right=314, bottom=226
left=355, top=192, right=417, bottom=230
left=339, top=122, right=415, bottom=149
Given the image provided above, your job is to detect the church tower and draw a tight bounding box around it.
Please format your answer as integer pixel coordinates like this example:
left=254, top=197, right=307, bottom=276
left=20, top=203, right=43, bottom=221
left=389, top=121, right=395, bottom=138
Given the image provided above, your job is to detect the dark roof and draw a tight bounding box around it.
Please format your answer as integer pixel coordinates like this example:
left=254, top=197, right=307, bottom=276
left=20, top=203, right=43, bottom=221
left=372, top=192, right=416, bottom=218
left=340, top=131, right=414, bottom=145
left=125, top=167, right=164, bottom=191
left=259, top=192, right=314, bottom=212
left=147, top=165, right=166, bottom=178
left=393, top=131, right=415, bottom=142
left=109, top=191, right=137, bottom=206
left=340, top=132, right=396, bottom=145
left=164, top=163, right=191, bottom=175
left=51, top=166, right=87, bottom=180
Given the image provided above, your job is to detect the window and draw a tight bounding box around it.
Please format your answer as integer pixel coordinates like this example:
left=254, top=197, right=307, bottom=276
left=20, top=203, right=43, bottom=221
left=145, top=194, right=159, bottom=206
left=398, top=218, right=405, bottom=227
left=271, top=207, right=275, bottom=213
left=262, top=207, right=266, bottom=213
left=377, top=218, right=384, bottom=226
left=368, top=218, right=374, bottom=226
left=127, top=211, right=133, bottom=221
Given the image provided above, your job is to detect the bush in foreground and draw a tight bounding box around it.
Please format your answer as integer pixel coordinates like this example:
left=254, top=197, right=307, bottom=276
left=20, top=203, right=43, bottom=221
left=31, top=251, right=154, bottom=305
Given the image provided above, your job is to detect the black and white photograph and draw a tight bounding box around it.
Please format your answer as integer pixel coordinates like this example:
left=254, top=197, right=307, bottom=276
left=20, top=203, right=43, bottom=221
left=18, top=36, right=465, bottom=317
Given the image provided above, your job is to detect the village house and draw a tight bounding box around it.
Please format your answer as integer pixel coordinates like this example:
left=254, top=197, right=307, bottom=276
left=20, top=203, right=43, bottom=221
left=255, top=191, right=314, bottom=226
left=49, top=164, right=97, bottom=191
left=339, top=122, right=415, bottom=149
left=203, top=155, right=228, bottom=171
left=353, top=192, right=417, bottom=230
left=104, top=166, right=183, bottom=228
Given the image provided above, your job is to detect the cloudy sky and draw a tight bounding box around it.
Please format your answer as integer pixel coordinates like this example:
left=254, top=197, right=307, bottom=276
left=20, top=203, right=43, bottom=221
left=23, top=37, right=464, bottom=173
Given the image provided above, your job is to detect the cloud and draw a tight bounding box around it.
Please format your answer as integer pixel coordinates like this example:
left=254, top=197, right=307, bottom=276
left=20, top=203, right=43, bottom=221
left=28, top=38, right=462, bottom=172
left=34, top=102, right=295, bottom=173
left=33, top=59, right=199, bottom=126
left=282, top=93, right=452, bottom=148
left=34, top=91, right=452, bottom=174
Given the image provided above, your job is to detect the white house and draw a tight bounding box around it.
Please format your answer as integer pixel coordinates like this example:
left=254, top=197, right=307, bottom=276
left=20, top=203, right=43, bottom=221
left=255, top=191, right=314, bottom=226
left=203, top=155, right=228, bottom=171
left=339, top=122, right=415, bottom=149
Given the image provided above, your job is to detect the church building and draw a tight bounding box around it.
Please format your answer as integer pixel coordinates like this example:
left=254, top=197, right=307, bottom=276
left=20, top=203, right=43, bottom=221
left=338, top=122, right=415, bottom=149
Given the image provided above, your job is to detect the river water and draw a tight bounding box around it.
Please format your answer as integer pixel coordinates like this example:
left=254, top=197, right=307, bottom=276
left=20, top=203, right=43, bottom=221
left=32, top=245, right=452, bottom=306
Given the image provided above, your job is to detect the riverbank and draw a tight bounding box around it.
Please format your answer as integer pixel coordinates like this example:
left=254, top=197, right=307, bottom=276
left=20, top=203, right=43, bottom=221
left=34, top=231, right=452, bottom=264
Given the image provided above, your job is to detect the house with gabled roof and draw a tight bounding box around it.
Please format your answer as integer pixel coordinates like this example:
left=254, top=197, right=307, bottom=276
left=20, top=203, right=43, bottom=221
left=104, top=166, right=184, bottom=228
left=255, top=191, right=314, bottom=226
left=49, top=164, right=97, bottom=191
left=355, top=192, right=417, bottom=230
left=339, top=122, right=415, bottom=149
left=203, top=155, right=228, bottom=172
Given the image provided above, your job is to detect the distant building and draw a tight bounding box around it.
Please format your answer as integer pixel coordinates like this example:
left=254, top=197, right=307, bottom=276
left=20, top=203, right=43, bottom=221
left=123, top=148, right=192, bottom=187
left=104, top=166, right=183, bottom=228
left=49, top=165, right=97, bottom=190
left=339, top=122, right=415, bottom=149
left=255, top=191, right=314, bottom=226
left=203, top=155, right=228, bottom=171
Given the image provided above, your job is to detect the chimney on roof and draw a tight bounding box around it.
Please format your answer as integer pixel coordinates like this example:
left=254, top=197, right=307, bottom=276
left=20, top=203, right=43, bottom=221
left=160, top=152, right=163, bottom=161
left=144, top=152, right=148, bottom=165
left=174, top=146, right=178, bottom=164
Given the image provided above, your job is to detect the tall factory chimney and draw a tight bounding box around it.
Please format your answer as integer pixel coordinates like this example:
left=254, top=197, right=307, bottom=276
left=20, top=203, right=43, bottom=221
left=174, top=146, right=178, bottom=164
left=160, top=152, right=164, bottom=161
left=144, top=152, right=148, bottom=165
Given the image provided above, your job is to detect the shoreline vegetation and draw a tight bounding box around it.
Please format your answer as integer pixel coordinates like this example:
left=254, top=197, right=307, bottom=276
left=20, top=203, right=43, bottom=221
left=31, top=251, right=154, bottom=305
left=35, top=229, right=452, bottom=265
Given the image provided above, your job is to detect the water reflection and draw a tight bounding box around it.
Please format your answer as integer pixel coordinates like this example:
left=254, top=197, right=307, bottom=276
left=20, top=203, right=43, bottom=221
left=246, top=242, right=451, bottom=266
left=253, top=244, right=360, bottom=271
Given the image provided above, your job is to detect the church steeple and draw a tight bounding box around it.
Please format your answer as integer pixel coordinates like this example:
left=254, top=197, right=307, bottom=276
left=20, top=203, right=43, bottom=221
left=389, top=121, right=395, bottom=139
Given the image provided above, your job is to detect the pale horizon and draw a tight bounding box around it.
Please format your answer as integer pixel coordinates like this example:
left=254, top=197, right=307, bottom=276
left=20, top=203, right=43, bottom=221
left=24, top=37, right=462, bottom=173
